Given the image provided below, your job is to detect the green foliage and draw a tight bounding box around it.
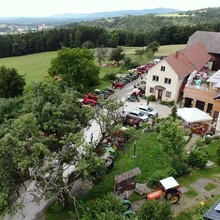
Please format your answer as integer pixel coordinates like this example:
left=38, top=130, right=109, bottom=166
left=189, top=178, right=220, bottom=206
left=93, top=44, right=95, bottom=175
left=172, top=161, right=191, bottom=177
left=0, top=65, right=26, bottom=98
left=103, top=72, right=116, bottom=81
left=109, top=47, right=125, bottom=66
left=80, top=193, right=127, bottom=220
left=217, top=146, right=220, bottom=165
left=48, top=47, right=100, bottom=91
left=204, top=136, right=212, bottom=145
left=187, top=149, right=208, bottom=168
left=147, top=41, right=160, bottom=53
left=147, top=168, right=177, bottom=188
left=170, top=105, right=177, bottom=121
left=158, top=120, right=185, bottom=161
left=160, top=100, right=175, bottom=107
left=82, top=41, right=95, bottom=49
left=137, top=199, right=173, bottom=220
left=0, top=98, right=22, bottom=124
left=147, top=95, right=156, bottom=101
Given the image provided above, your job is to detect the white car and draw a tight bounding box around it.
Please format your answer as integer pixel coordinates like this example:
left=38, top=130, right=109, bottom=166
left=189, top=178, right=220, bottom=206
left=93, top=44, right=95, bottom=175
left=127, top=109, right=149, bottom=122
left=136, top=105, right=158, bottom=117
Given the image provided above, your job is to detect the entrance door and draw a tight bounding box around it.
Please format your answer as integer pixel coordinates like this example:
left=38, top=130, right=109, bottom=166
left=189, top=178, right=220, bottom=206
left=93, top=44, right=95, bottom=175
left=157, top=90, right=163, bottom=100
left=195, top=100, right=205, bottom=111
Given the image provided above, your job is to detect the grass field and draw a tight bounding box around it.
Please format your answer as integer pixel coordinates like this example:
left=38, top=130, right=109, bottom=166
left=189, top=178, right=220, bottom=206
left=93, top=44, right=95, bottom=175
left=0, top=51, right=57, bottom=83
left=0, top=45, right=186, bottom=85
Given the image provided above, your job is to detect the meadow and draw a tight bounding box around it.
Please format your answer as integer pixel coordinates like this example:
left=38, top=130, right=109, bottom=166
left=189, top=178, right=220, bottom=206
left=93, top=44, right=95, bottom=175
left=0, top=45, right=186, bottom=85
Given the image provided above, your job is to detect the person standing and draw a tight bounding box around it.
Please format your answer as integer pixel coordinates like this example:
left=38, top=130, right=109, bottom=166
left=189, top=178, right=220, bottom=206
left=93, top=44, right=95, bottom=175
left=147, top=100, right=149, bottom=106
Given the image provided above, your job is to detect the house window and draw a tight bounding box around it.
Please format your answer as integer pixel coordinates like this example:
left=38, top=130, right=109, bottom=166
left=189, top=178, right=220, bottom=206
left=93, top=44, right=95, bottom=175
left=161, top=66, right=165, bottom=71
left=149, top=87, right=154, bottom=93
left=164, top=78, right=171, bottom=84
left=166, top=91, right=171, bottom=98
left=152, top=75, right=159, bottom=82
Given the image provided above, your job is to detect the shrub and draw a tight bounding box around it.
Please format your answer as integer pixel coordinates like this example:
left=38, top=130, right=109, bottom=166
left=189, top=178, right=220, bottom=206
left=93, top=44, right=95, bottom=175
left=187, top=149, right=208, bottom=168
left=147, top=95, right=156, bottom=101
left=205, top=136, right=212, bottom=145
left=103, top=72, right=116, bottom=81
left=172, top=161, right=191, bottom=177
left=148, top=168, right=177, bottom=188
left=217, top=146, right=220, bottom=165
left=195, top=139, right=205, bottom=148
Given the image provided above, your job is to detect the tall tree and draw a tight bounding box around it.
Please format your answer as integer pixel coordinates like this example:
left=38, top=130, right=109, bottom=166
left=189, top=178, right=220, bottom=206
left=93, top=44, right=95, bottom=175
left=0, top=65, right=26, bottom=98
left=96, top=46, right=108, bottom=66
left=109, top=47, right=125, bottom=66
left=158, top=119, right=185, bottom=161
left=48, top=47, right=100, bottom=91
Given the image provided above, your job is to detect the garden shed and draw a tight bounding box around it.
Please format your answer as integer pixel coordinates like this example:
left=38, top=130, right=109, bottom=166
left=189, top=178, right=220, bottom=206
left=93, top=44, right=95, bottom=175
left=114, top=167, right=141, bottom=192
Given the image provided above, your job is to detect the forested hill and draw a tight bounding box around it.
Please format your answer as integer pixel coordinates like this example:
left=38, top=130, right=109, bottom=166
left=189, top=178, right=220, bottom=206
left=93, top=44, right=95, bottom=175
left=79, top=7, right=220, bottom=31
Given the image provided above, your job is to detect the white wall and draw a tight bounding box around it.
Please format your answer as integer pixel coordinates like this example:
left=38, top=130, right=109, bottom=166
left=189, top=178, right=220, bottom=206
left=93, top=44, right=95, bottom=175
left=145, top=60, right=181, bottom=102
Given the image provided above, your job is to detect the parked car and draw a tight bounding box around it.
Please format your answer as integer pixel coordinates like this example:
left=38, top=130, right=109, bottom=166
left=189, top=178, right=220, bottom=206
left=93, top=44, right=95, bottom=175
left=127, top=109, right=149, bottom=122
left=82, top=97, right=97, bottom=106
left=122, top=115, right=141, bottom=127
left=83, top=93, right=98, bottom=101
left=136, top=105, right=158, bottom=117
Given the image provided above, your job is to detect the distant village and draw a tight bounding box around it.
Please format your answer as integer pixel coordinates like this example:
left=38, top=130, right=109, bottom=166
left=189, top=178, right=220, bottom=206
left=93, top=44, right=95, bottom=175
left=0, top=23, right=54, bottom=35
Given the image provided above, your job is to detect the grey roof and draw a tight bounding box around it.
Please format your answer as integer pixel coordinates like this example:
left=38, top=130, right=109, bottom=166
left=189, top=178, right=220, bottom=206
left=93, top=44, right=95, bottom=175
left=187, top=31, right=220, bottom=55
left=204, top=198, right=220, bottom=220
left=115, top=167, right=141, bottom=184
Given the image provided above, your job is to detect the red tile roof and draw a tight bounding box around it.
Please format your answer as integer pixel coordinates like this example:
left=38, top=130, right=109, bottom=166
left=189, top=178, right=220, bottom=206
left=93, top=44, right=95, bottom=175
left=165, top=43, right=211, bottom=79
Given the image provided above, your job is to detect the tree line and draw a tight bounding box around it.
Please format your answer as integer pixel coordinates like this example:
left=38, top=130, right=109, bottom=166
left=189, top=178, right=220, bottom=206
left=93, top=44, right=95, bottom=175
left=0, top=20, right=220, bottom=58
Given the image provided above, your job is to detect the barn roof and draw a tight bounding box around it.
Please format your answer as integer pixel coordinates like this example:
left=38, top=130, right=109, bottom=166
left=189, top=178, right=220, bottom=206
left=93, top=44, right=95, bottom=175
left=165, top=43, right=211, bottom=79
left=187, top=31, right=220, bottom=55
left=115, top=167, right=141, bottom=184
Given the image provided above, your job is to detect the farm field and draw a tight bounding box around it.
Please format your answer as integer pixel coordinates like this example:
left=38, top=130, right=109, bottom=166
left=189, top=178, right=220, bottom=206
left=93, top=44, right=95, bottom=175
left=0, top=45, right=186, bottom=84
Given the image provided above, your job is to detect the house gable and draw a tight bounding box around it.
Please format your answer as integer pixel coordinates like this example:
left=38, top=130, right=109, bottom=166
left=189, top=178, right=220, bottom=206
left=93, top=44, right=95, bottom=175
left=165, top=42, right=211, bottom=79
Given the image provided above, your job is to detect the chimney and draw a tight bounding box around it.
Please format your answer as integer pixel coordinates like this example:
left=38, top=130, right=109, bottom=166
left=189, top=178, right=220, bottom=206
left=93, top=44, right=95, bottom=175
left=175, top=51, right=179, bottom=58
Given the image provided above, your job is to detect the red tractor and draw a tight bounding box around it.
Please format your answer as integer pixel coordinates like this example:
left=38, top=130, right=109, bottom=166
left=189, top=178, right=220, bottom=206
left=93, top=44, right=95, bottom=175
left=146, top=176, right=181, bottom=204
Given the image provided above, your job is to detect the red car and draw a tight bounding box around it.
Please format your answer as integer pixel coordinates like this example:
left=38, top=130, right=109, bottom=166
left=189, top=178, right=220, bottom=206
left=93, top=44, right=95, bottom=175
left=113, top=82, right=124, bottom=89
left=83, top=93, right=98, bottom=101
left=82, top=97, right=97, bottom=106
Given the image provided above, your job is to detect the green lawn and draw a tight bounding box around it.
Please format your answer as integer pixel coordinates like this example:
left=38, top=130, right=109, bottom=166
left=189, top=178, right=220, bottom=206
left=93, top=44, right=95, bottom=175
left=0, top=45, right=186, bottom=85
left=45, top=131, right=220, bottom=220
left=0, top=51, right=57, bottom=84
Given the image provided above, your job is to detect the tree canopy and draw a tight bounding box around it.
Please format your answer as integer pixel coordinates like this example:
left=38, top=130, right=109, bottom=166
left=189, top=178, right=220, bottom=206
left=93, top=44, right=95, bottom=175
left=109, top=47, right=125, bottom=66
left=0, top=65, right=26, bottom=98
left=48, top=47, right=100, bottom=91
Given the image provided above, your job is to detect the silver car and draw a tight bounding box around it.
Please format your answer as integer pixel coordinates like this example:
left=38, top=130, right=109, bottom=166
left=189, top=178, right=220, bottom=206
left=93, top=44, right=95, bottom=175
left=136, top=105, right=158, bottom=117
left=127, top=109, right=149, bottom=122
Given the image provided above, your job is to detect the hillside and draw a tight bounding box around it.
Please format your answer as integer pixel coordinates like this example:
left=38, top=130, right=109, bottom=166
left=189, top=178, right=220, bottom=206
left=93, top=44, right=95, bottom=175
left=79, top=7, right=220, bottom=31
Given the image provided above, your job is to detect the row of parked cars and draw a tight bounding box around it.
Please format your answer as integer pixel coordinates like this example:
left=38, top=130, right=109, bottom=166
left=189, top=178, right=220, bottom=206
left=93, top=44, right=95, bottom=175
left=122, top=105, right=158, bottom=126
left=81, top=88, right=115, bottom=106
left=112, top=72, right=139, bottom=89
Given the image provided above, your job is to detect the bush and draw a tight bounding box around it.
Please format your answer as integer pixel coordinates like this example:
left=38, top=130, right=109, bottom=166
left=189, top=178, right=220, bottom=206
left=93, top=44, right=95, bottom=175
left=172, top=161, right=191, bottom=177
left=147, top=95, right=156, bottom=101
left=217, top=146, right=220, bottom=165
left=205, top=136, right=212, bottom=145
left=195, top=139, right=205, bottom=148
left=160, top=100, right=175, bottom=107
left=148, top=168, right=176, bottom=188
left=187, top=149, right=208, bottom=168
left=103, top=72, right=116, bottom=81
left=137, top=198, right=172, bottom=220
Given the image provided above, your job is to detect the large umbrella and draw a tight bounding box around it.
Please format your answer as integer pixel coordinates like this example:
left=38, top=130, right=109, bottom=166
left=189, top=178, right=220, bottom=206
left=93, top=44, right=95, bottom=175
left=177, top=107, right=213, bottom=123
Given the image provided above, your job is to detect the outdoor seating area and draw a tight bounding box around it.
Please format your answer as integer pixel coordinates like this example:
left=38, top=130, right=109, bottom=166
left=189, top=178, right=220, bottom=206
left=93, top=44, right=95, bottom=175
left=190, top=122, right=209, bottom=135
